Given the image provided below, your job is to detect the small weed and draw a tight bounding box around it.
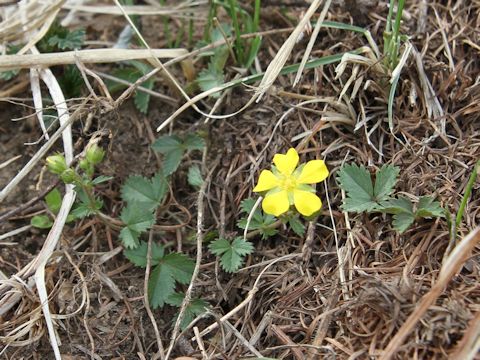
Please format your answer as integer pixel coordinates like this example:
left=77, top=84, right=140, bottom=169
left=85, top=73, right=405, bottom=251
left=337, top=163, right=444, bottom=233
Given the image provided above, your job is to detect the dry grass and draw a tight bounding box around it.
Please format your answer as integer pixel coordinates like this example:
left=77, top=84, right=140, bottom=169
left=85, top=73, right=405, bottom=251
left=1, top=0, right=479, bottom=359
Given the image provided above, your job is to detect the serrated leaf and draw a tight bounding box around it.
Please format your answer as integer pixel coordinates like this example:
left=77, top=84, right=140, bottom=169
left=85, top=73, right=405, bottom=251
left=187, top=165, right=204, bottom=188
left=337, top=164, right=376, bottom=212
left=123, top=241, right=165, bottom=267
left=148, top=263, right=176, bottom=308
left=209, top=237, right=253, bottom=273
left=121, top=172, right=167, bottom=210
left=166, top=293, right=209, bottom=330
left=379, top=196, right=413, bottom=215
left=162, top=148, right=183, bottom=175
left=152, top=135, right=182, bottom=154
left=70, top=197, right=102, bottom=219
left=392, top=212, right=415, bottom=233
left=45, top=188, right=62, bottom=214
left=374, top=164, right=400, bottom=200
left=288, top=216, right=306, bottom=236
left=47, top=28, right=85, bottom=50
left=31, top=215, right=53, bottom=229
left=134, top=77, right=154, bottom=113
left=416, top=196, right=444, bottom=218
left=183, top=134, right=205, bottom=151
left=148, top=252, right=195, bottom=308
left=162, top=253, right=195, bottom=284
left=119, top=204, right=154, bottom=248
left=119, top=227, right=141, bottom=249
left=197, top=64, right=224, bottom=98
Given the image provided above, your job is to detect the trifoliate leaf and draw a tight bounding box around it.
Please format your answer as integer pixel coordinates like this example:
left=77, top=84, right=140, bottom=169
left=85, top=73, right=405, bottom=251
left=187, top=165, right=204, bottom=188
left=338, top=164, right=400, bottom=213
left=166, top=293, right=209, bottom=330
left=183, top=134, right=206, bottom=151
left=392, top=212, right=415, bottom=233
left=416, top=196, right=444, bottom=218
left=31, top=215, right=53, bottom=229
left=121, top=172, right=168, bottom=210
left=337, top=164, right=376, bottom=212
left=45, top=188, right=62, bottom=214
left=148, top=253, right=195, bottom=308
left=119, top=204, right=154, bottom=248
left=374, top=164, right=400, bottom=200
left=123, top=241, right=165, bottom=267
left=209, top=237, right=254, bottom=273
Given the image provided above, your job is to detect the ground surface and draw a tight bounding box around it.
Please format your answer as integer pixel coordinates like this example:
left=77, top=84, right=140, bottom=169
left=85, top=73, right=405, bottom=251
left=1, top=1, right=479, bottom=359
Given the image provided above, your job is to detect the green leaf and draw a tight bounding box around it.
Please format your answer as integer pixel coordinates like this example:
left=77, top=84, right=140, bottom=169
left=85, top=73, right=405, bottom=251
left=47, top=28, right=85, bottom=50
left=45, top=188, right=62, bottom=214
left=119, top=204, right=155, bottom=248
left=31, top=215, right=53, bottom=229
left=416, top=196, right=444, bottom=218
left=392, top=212, right=415, bottom=233
left=162, top=148, right=183, bottom=175
left=379, top=196, right=413, bottom=215
left=162, top=253, right=195, bottom=284
left=237, top=198, right=277, bottom=239
left=288, top=216, right=306, bottom=236
left=197, top=64, right=225, bottom=97
left=374, top=165, right=400, bottom=201
left=183, top=134, right=206, bottom=151
left=166, top=293, right=209, bottom=330
left=134, top=77, right=154, bottom=113
left=149, top=263, right=176, bottom=308
left=187, top=165, right=204, bottom=188
left=121, top=172, right=167, bottom=210
left=123, top=241, right=165, bottom=267
left=148, top=253, right=195, bottom=308
left=59, top=65, right=84, bottom=98
left=209, top=237, right=254, bottom=273
left=91, top=175, right=114, bottom=185
left=70, top=198, right=102, bottom=219
left=337, top=164, right=377, bottom=212
left=152, top=135, right=183, bottom=154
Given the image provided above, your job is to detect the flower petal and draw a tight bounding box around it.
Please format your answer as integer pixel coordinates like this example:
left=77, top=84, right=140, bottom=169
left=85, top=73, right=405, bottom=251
left=293, top=190, right=322, bottom=216
left=253, top=170, right=279, bottom=192
left=262, top=190, right=290, bottom=216
left=273, top=148, right=299, bottom=176
left=296, top=160, right=329, bottom=184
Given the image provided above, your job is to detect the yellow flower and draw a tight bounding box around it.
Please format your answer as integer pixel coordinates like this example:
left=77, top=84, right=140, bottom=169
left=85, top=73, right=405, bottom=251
left=253, top=148, right=329, bottom=217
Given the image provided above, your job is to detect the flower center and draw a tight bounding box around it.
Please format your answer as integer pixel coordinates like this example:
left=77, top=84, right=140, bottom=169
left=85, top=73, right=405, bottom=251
left=279, top=175, right=297, bottom=192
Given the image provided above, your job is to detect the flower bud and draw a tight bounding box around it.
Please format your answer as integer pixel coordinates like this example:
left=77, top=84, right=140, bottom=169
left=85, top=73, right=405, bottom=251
left=79, top=159, right=89, bottom=171
left=60, top=168, right=77, bottom=184
left=46, top=154, right=68, bottom=175
left=85, top=144, right=105, bottom=165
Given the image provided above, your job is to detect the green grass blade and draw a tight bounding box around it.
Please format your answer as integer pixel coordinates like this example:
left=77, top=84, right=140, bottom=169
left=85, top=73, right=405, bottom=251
left=455, top=160, right=480, bottom=228
left=227, top=0, right=244, bottom=64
